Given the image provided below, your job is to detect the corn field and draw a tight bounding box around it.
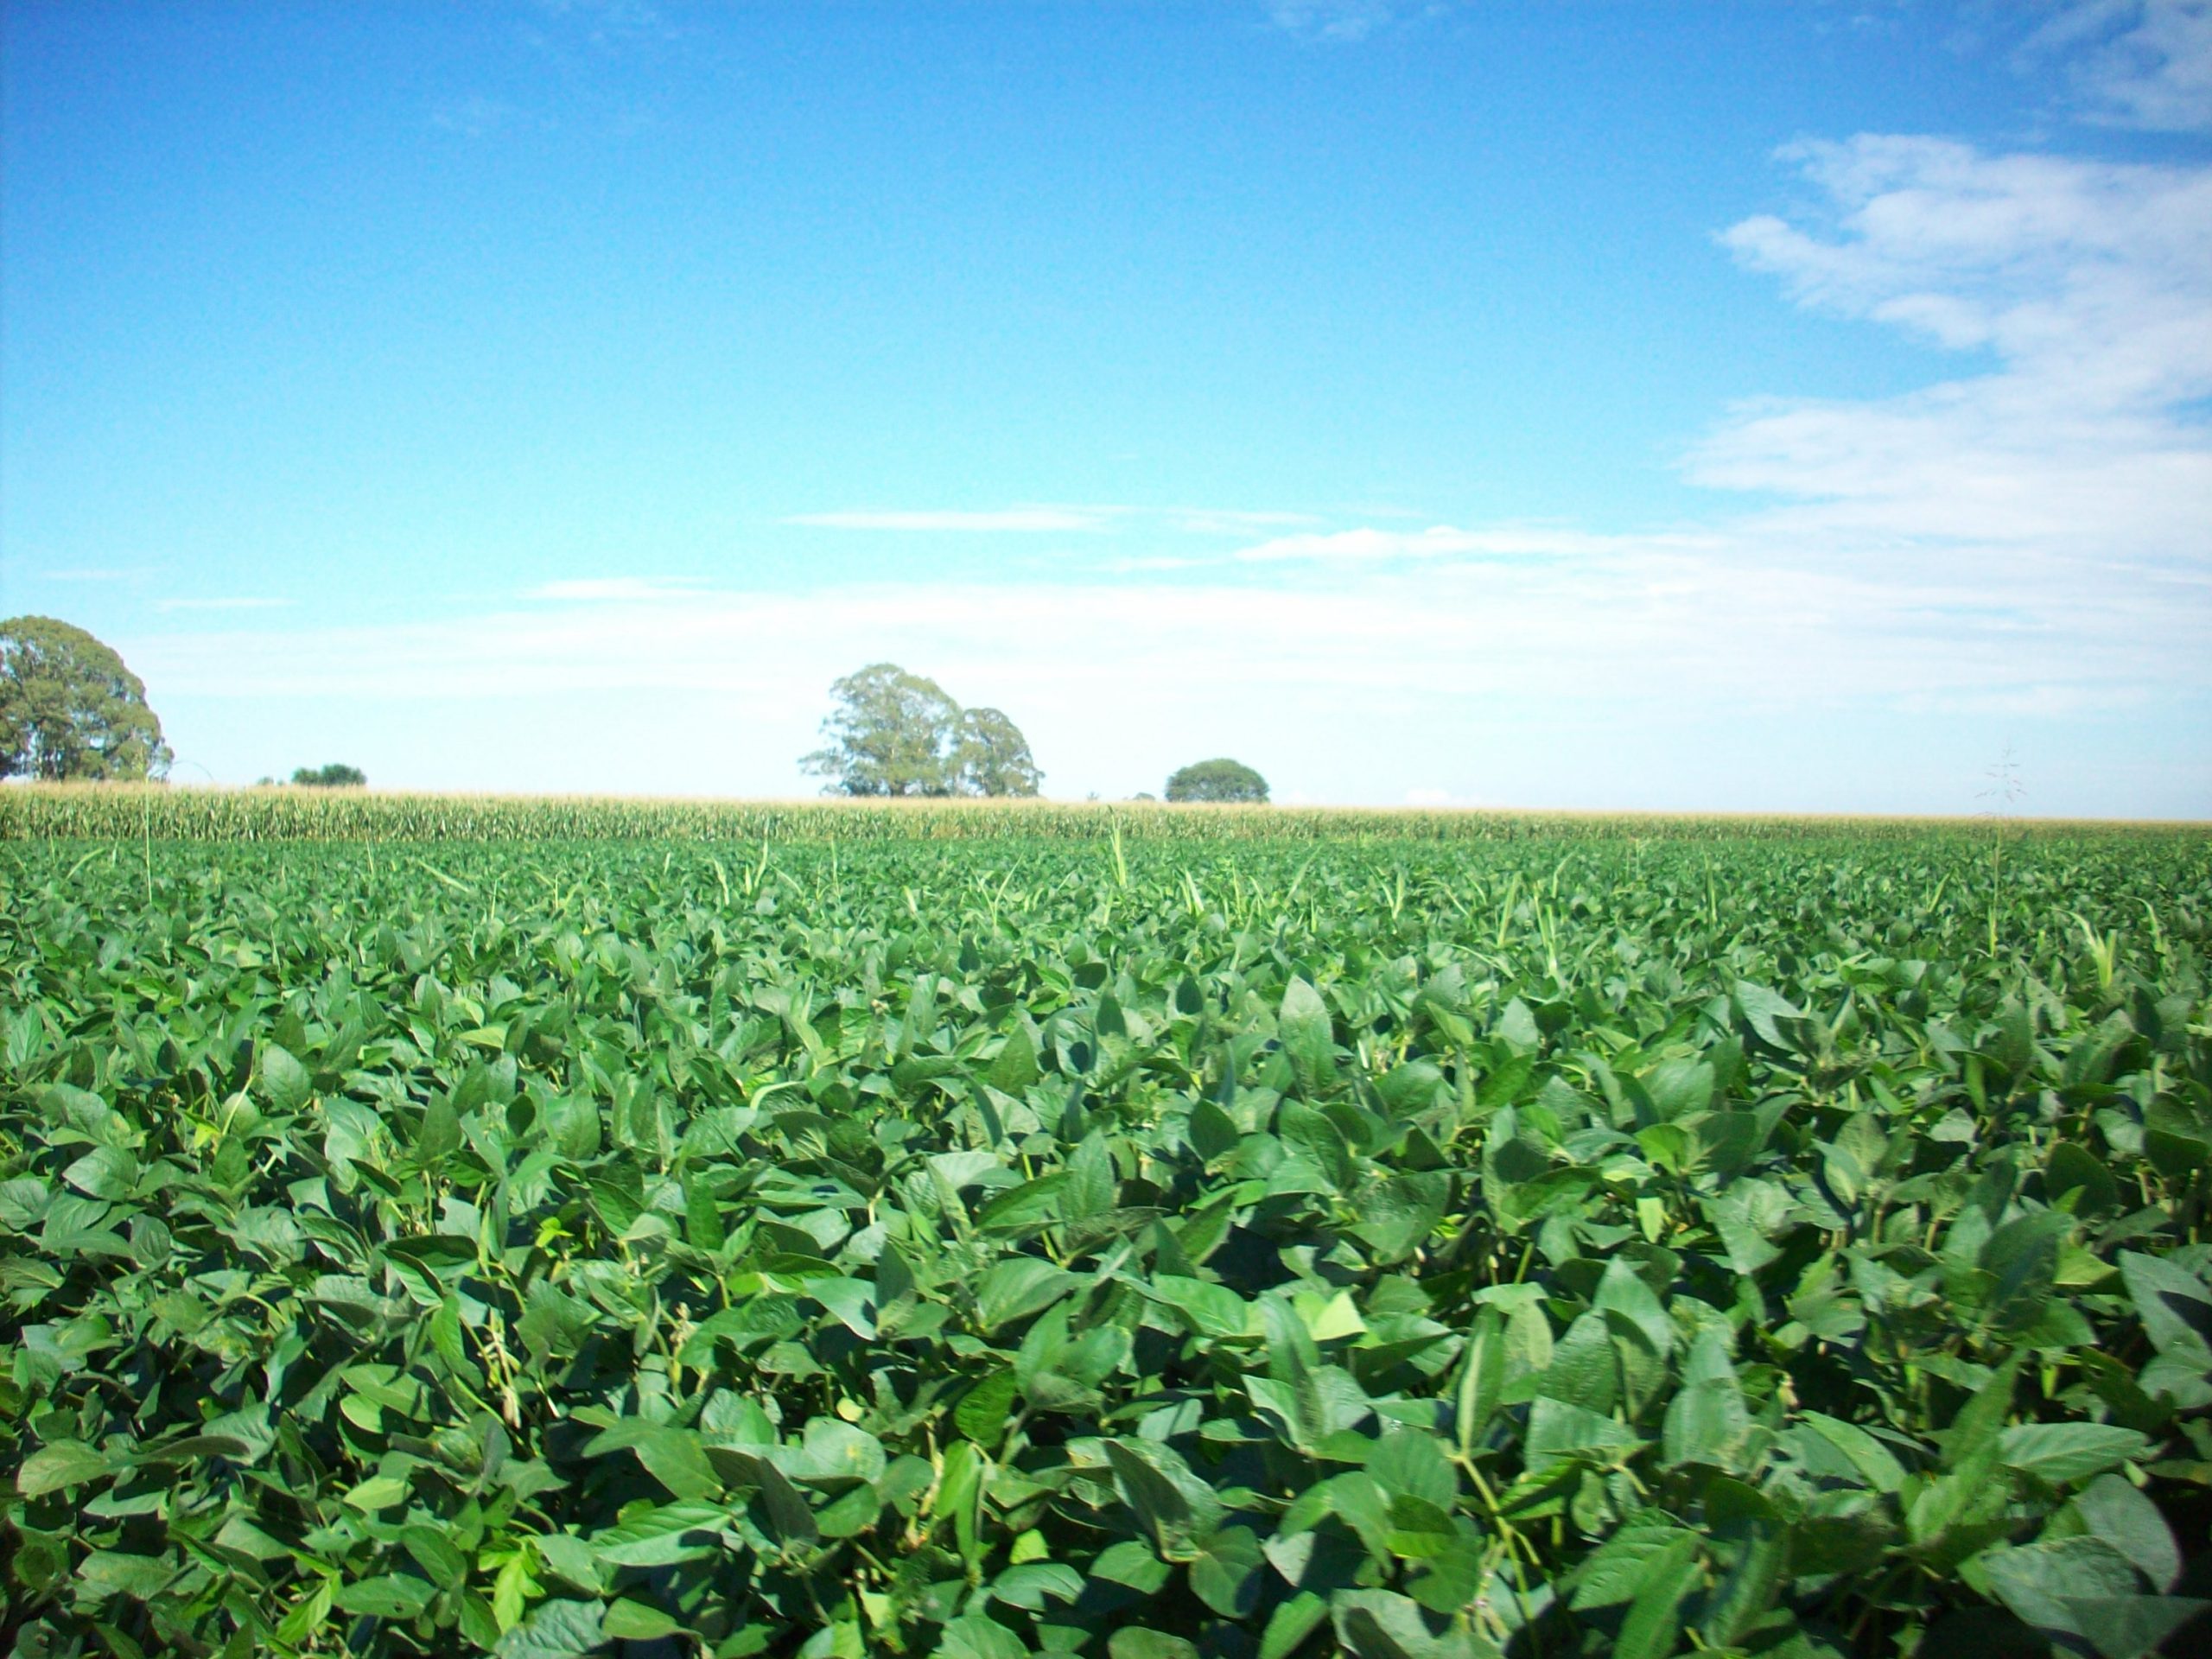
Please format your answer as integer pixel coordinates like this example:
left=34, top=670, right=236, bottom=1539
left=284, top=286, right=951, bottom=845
left=0, top=785, right=2184, bottom=845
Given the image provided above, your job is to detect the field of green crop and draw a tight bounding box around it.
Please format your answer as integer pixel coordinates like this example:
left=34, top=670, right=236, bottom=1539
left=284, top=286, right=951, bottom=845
left=3, top=818, right=2209, bottom=1659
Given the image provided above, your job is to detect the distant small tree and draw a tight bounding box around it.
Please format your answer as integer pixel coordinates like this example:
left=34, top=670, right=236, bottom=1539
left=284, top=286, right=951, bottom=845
left=1165, top=758, right=1268, bottom=804
left=802, top=664, right=1042, bottom=798
left=0, top=615, right=172, bottom=781
left=291, top=764, right=366, bottom=787
left=954, top=707, right=1041, bottom=798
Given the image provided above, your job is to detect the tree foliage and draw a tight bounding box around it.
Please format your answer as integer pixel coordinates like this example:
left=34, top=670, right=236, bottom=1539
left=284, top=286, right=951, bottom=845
left=0, top=615, right=171, bottom=782
left=954, top=706, right=1043, bottom=798
left=801, top=663, right=1041, bottom=798
left=290, top=763, right=367, bottom=787
left=1165, top=756, right=1268, bottom=804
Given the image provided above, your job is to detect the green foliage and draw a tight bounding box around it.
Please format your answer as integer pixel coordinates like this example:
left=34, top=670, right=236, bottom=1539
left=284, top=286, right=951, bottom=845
left=801, top=664, right=1041, bottom=798
left=292, top=763, right=368, bottom=788
left=0, top=615, right=172, bottom=782
left=1166, top=758, right=1269, bottom=804
left=803, top=662, right=965, bottom=797
left=2, top=826, right=2209, bottom=1656
left=955, top=708, right=1043, bottom=799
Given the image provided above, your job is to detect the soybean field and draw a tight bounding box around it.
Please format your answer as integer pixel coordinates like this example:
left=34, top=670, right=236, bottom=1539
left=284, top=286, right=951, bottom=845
left=3, top=818, right=2209, bottom=1659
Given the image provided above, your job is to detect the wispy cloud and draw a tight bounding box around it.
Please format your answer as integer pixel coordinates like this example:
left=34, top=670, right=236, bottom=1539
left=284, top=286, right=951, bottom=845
left=526, top=576, right=705, bottom=601
left=1233, top=524, right=1704, bottom=563
left=1103, top=555, right=1210, bottom=575
left=786, top=505, right=1323, bottom=537
left=785, top=506, right=1111, bottom=533
left=113, top=16, right=2212, bottom=811
left=1266, top=3, right=1448, bottom=45
left=1718, top=137, right=2212, bottom=395
left=524, top=0, right=677, bottom=49
left=429, top=95, right=523, bottom=137
left=155, top=596, right=292, bottom=613
left=127, top=505, right=2209, bottom=716
left=1168, top=508, right=1323, bottom=536
left=491, top=0, right=683, bottom=138
left=129, top=115, right=2212, bottom=802
left=1701, top=136, right=2212, bottom=556
left=2026, top=0, right=2212, bottom=131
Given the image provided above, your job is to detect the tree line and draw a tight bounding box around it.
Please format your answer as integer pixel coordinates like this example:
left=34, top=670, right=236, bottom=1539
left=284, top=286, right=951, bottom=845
left=3, top=619, right=1270, bottom=802
left=800, top=661, right=1268, bottom=803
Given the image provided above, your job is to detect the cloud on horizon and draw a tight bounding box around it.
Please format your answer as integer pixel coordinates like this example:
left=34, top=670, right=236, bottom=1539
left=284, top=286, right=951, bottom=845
left=125, top=514, right=2202, bottom=720
left=130, top=111, right=2212, bottom=796
left=1231, top=524, right=1709, bottom=563
left=786, top=505, right=1329, bottom=538
left=122, top=12, right=2212, bottom=809
left=785, top=507, right=1109, bottom=533
left=526, top=576, right=705, bottom=601
left=155, top=596, right=293, bottom=613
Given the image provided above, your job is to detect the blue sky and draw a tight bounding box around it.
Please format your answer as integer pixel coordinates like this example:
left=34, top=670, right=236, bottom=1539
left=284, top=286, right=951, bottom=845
left=3, top=1, right=2208, bottom=814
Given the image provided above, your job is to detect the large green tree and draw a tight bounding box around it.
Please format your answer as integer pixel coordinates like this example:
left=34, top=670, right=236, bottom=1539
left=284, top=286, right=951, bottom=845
left=1165, top=757, right=1268, bottom=804
left=801, top=664, right=1042, bottom=798
left=0, top=616, right=172, bottom=782
left=954, top=706, right=1042, bottom=798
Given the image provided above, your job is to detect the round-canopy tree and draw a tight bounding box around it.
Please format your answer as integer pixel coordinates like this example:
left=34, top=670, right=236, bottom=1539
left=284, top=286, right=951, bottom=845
left=0, top=616, right=172, bottom=782
left=801, top=664, right=1042, bottom=798
left=1165, top=757, right=1268, bottom=804
left=955, top=707, right=1042, bottom=798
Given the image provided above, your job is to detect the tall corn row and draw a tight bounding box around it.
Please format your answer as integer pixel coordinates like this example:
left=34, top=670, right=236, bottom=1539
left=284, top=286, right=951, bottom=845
left=0, top=784, right=2177, bottom=845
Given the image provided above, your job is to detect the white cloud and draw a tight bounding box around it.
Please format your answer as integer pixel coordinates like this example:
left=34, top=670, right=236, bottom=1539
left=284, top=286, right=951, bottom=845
left=1233, top=524, right=1707, bottom=563
left=429, top=95, right=522, bottom=137
left=123, top=35, right=2212, bottom=814
left=785, top=507, right=1110, bottom=532
left=155, top=597, right=292, bottom=613
left=2027, top=0, right=2212, bottom=131
left=1168, top=508, right=1323, bottom=536
left=135, top=123, right=2212, bottom=805
left=788, top=505, right=1328, bottom=539
left=1718, top=137, right=2212, bottom=401
left=1266, top=3, right=1448, bottom=44
left=127, top=524, right=2209, bottom=807
left=524, top=0, right=676, bottom=49
left=127, top=530, right=2206, bottom=716
left=1103, top=556, right=1209, bottom=574
left=1699, top=136, right=2212, bottom=557
left=526, top=576, right=703, bottom=601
